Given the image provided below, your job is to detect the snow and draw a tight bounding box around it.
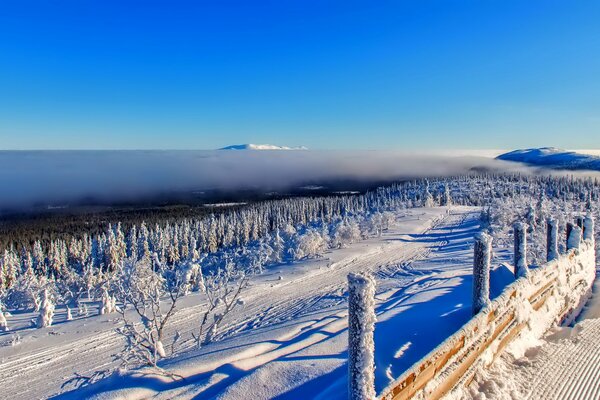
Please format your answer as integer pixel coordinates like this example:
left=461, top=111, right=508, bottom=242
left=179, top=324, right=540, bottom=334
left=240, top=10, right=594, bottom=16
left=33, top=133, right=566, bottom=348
left=497, top=147, right=600, bottom=171
left=219, top=144, right=308, bottom=151
left=0, top=207, right=491, bottom=400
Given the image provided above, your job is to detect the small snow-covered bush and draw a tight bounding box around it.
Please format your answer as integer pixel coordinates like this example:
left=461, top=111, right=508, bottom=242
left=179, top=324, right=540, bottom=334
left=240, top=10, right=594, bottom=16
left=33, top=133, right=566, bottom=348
left=36, top=289, right=55, bottom=328
left=0, top=306, right=8, bottom=332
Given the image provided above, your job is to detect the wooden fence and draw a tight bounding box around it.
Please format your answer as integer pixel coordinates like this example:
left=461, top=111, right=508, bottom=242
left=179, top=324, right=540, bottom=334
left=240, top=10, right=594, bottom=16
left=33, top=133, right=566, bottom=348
left=348, top=215, right=596, bottom=400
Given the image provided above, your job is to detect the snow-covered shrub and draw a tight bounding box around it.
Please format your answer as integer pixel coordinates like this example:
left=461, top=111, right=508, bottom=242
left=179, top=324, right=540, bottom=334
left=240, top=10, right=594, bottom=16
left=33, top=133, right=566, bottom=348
left=36, top=289, right=55, bottom=328
left=100, top=287, right=117, bottom=315
left=0, top=305, right=8, bottom=331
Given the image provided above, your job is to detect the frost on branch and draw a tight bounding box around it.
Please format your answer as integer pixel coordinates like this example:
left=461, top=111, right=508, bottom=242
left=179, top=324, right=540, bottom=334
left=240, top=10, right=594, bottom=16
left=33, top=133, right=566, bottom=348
left=348, top=272, right=376, bottom=400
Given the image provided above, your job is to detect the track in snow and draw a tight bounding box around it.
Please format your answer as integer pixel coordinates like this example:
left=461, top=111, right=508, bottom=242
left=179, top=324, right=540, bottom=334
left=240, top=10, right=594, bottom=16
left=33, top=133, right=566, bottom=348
left=1, top=206, right=483, bottom=400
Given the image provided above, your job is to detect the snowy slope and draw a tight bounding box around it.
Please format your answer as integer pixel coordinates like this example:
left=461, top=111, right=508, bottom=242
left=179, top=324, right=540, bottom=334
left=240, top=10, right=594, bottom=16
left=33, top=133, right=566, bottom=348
left=1, top=207, right=501, bottom=400
left=219, top=144, right=308, bottom=150
left=497, top=147, right=600, bottom=171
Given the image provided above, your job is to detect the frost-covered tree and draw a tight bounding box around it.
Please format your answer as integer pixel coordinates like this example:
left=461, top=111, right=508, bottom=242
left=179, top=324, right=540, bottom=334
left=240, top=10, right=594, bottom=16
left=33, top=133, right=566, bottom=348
left=193, top=260, right=249, bottom=348
left=115, top=254, right=189, bottom=368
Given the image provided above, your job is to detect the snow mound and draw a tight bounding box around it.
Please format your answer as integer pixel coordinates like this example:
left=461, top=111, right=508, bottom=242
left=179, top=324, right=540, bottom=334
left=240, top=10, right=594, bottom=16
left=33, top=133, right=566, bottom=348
left=219, top=144, right=308, bottom=151
left=496, top=147, right=600, bottom=171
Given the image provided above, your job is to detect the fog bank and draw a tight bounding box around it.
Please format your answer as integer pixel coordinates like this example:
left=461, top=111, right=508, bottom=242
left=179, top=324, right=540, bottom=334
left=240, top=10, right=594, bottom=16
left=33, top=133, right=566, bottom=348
left=0, top=150, right=581, bottom=211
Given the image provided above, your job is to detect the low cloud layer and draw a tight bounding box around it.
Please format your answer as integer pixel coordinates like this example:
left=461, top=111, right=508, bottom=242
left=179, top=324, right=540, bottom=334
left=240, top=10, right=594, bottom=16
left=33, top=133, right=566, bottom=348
left=0, top=150, right=590, bottom=211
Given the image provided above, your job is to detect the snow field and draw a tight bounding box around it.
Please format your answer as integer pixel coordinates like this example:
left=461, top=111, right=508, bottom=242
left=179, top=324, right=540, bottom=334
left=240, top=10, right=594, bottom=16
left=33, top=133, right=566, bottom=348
left=24, top=206, right=485, bottom=400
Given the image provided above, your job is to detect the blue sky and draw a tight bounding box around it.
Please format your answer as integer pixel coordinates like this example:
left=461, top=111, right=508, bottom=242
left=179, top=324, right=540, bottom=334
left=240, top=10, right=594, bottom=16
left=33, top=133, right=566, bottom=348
left=0, top=1, right=599, bottom=150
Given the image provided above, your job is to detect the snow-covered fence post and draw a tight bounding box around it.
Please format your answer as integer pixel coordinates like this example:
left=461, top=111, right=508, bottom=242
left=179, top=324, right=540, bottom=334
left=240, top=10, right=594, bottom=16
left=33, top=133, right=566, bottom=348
left=566, top=222, right=574, bottom=250
left=546, top=218, right=559, bottom=262
left=514, top=222, right=528, bottom=278
left=583, top=213, right=594, bottom=242
left=472, top=233, right=492, bottom=315
left=348, top=272, right=376, bottom=400
left=567, top=225, right=583, bottom=250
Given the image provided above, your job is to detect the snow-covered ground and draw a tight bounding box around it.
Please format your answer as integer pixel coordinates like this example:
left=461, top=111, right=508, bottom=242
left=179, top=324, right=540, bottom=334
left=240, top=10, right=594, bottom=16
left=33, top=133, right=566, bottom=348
left=0, top=206, right=504, bottom=400
left=463, top=273, right=600, bottom=400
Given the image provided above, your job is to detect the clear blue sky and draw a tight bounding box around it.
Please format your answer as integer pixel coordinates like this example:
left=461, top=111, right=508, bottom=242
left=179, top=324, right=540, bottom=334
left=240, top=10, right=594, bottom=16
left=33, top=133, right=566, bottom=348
left=0, top=1, right=599, bottom=150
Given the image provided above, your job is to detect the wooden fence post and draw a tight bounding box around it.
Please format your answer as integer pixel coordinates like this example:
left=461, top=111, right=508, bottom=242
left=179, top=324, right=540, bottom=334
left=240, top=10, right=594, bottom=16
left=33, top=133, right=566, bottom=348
left=473, top=232, right=492, bottom=315
left=514, top=222, right=528, bottom=278
left=547, top=218, right=559, bottom=262
left=583, top=213, right=594, bottom=242
left=348, top=272, right=376, bottom=400
left=566, top=222, right=574, bottom=252
left=568, top=225, right=583, bottom=250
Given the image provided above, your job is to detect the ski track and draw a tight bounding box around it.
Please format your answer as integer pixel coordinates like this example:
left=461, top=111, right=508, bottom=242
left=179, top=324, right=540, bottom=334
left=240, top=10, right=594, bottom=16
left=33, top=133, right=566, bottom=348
left=0, top=207, right=479, bottom=400
left=521, top=319, right=600, bottom=400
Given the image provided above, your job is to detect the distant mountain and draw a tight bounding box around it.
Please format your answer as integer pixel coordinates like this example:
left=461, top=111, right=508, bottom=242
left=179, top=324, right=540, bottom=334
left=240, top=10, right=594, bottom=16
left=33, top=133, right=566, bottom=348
left=219, top=144, right=308, bottom=151
left=497, top=147, right=600, bottom=171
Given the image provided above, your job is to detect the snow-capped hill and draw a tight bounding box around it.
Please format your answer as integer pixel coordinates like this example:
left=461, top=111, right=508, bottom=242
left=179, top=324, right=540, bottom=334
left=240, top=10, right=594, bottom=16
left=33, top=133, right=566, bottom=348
left=497, top=147, right=600, bottom=171
left=219, top=144, right=308, bottom=151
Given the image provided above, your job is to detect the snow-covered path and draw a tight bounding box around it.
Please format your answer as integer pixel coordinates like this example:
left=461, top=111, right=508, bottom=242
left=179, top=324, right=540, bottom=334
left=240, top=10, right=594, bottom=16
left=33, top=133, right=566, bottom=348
left=1, top=206, right=487, bottom=400
left=464, top=274, right=600, bottom=400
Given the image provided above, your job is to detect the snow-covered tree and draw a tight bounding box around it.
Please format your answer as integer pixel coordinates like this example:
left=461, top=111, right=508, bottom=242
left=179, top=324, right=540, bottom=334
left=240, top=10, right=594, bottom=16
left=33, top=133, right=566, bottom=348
left=115, top=254, right=189, bottom=368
